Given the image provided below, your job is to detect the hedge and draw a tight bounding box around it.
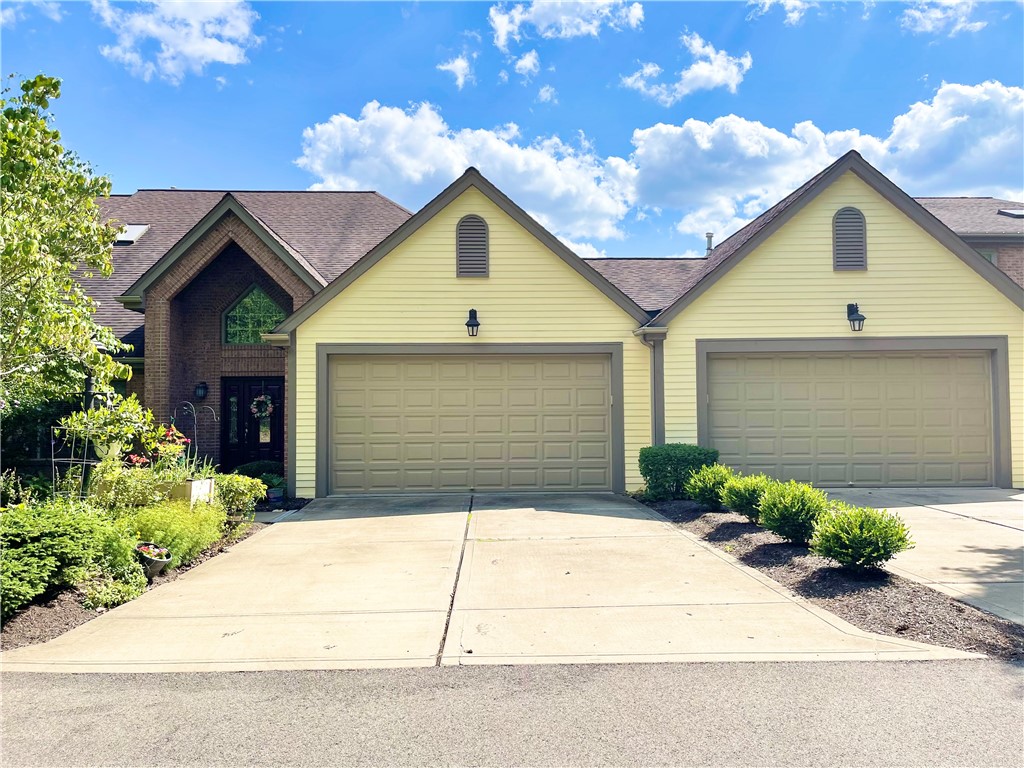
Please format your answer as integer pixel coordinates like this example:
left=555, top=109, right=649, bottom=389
left=638, top=444, right=719, bottom=501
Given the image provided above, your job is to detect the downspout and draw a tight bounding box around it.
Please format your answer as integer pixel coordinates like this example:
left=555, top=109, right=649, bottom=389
left=633, top=326, right=668, bottom=446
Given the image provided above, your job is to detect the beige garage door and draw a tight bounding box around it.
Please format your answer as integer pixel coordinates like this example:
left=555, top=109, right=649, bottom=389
left=707, top=351, right=993, bottom=486
left=329, top=354, right=613, bottom=492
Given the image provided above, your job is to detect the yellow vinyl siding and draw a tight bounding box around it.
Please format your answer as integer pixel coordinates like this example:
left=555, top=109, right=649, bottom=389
left=293, top=187, right=651, bottom=497
left=664, top=171, right=1024, bottom=486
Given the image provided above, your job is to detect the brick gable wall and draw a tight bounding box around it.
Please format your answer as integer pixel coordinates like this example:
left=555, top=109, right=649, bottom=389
left=997, top=244, right=1024, bottom=287
left=144, top=213, right=314, bottom=467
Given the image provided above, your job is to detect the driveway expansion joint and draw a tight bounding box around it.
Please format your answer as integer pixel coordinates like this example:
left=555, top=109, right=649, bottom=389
left=436, top=495, right=473, bottom=666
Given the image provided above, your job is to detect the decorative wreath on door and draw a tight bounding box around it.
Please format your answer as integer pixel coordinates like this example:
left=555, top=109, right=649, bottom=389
left=250, top=394, right=274, bottom=418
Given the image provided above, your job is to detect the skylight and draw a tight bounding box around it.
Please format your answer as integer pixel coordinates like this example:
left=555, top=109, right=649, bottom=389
left=997, top=209, right=1024, bottom=219
left=115, top=224, right=150, bottom=245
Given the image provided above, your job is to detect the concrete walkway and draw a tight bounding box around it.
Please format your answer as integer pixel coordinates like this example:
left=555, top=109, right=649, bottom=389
left=0, top=494, right=975, bottom=673
left=831, top=488, right=1024, bottom=624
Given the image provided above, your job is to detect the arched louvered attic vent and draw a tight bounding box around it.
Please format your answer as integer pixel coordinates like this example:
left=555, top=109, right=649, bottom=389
left=833, top=207, right=867, bottom=270
left=457, top=215, right=489, bottom=277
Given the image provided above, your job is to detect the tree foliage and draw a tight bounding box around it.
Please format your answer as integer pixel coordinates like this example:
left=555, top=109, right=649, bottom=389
left=1, top=74, right=130, bottom=407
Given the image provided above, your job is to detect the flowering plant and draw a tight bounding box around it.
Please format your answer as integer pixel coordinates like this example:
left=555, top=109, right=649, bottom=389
left=250, top=394, right=274, bottom=418
left=136, top=543, right=170, bottom=560
left=127, top=453, right=150, bottom=467
left=154, top=425, right=190, bottom=458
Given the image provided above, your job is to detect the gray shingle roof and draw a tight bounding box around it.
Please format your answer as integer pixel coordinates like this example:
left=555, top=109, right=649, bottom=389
left=914, top=197, right=1024, bottom=236
left=584, top=258, right=708, bottom=312
left=79, top=189, right=411, bottom=354
left=81, top=168, right=1022, bottom=354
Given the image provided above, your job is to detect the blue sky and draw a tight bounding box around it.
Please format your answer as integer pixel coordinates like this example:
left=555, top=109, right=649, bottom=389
left=4, top=0, right=1023, bottom=258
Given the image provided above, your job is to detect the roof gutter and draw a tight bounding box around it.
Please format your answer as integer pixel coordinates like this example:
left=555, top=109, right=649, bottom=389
left=261, top=333, right=291, bottom=347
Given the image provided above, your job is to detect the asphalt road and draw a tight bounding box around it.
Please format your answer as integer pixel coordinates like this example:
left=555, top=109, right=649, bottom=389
left=2, top=660, right=1022, bottom=767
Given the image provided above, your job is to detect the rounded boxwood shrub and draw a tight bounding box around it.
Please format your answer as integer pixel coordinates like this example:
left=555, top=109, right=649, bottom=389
left=638, top=444, right=719, bottom=501
left=758, top=480, right=829, bottom=545
left=683, top=464, right=735, bottom=510
left=720, top=474, right=773, bottom=522
left=811, top=502, right=914, bottom=571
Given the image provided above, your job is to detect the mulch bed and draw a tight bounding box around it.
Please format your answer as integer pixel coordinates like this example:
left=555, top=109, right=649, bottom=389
left=647, top=500, right=1024, bottom=662
left=1, top=520, right=271, bottom=652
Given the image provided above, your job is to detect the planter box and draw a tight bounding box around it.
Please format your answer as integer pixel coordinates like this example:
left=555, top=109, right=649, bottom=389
left=169, top=478, right=214, bottom=505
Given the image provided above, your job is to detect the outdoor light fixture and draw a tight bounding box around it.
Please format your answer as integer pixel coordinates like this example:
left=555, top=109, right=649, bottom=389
left=194, top=381, right=209, bottom=400
left=847, top=303, right=866, bottom=332
left=466, top=308, right=480, bottom=337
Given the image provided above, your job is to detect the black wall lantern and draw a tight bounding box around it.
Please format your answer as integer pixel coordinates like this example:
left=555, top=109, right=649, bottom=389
left=847, top=303, right=866, bottom=332
left=194, top=381, right=209, bottom=400
left=465, top=308, right=480, bottom=337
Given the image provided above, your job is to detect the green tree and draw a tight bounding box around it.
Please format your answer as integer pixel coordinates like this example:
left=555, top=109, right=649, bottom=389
left=1, top=74, right=130, bottom=407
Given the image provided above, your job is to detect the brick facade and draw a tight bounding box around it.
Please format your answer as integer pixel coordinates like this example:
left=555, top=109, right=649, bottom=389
left=996, top=243, right=1024, bottom=287
left=144, top=213, right=314, bottom=467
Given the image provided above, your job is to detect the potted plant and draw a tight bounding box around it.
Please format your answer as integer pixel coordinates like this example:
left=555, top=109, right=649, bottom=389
left=261, top=473, right=287, bottom=502
left=136, top=542, right=171, bottom=581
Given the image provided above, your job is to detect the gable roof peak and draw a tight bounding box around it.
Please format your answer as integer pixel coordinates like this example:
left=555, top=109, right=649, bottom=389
left=649, top=150, right=1023, bottom=323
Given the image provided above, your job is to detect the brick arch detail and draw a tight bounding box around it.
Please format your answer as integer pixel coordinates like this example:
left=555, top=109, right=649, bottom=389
left=144, top=212, right=315, bottom=467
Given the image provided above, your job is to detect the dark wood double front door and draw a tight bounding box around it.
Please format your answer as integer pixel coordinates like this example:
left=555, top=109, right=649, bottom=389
left=220, top=377, right=284, bottom=472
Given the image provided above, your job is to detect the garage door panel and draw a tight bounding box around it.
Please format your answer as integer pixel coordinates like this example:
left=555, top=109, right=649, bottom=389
left=438, top=389, right=470, bottom=408
left=708, top=351, right=993, bottom=487
left=851, top=464, right=884, bottom=484
left=329, top=354, right=612, bottom=492
left=507, top=361, right=538, bottom=379
left=542, top=388, right=573, bottom=407
left=817, top=464, right=849, bottom=484
left=439, top=362, right=469, bottom=379
left=578, top=467, right=612, bottom=488
left=851, top=436, right=882, bottom=455
left=816, top=410, right=848, bottom=429
left=578, top=388, right=609, bottom=407
left=959, top=463, right=992, bottom=483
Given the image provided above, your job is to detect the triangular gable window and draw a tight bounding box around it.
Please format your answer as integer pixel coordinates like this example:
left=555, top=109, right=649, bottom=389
left=223, top=286, right=287, bottom=345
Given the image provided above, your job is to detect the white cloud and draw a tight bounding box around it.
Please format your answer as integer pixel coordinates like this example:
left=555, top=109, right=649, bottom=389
left=215, top=75, right=228, bottom=90
left=498, top=70, right=509, bottom=83
left=489, top=0, right=643, bottom=51
left=90, top=0, right=262, bottom=84
left=621, top=33, right=752, bottom=107
left=559, top=237, right=608, bottom=259
left=631, top=80, right=1023, bottom=239
left=901, top=0, right=987, bottom=36
left=437, top=53, right=475, bottom=90
left=1, top=1, right=62, bottom=27
left=746, top=0, right=817, bottom=25
left=538, top=85, right=558, bottom=104
left=296, top=82, right=1022, bottom=255
left=513, top=49, right=540, bottom=79
left=296, top=101, right=637, bottom=241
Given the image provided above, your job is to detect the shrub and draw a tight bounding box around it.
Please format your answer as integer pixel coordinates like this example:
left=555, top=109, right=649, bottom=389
left=57, top=394, right=158, bottom=458
left=260, top=473, right=286, bottom=490
left=811, top=502, right=914, bottom=571
left=81, top=519, right=147, bottom=609
left=89, top=459, right=168, bottom=512
left=130, top=500, right=226, bottom=569
left=721, top=474, right=773, bottom=522
left=683, top=464, right=735, bottom=510
left=233, top=461, right=284, bottom=479
left=758, top=480, right=829, bottom=545
left=216, top=474, right=266, bottom=518
left=0, top=499, right=106, bottom=620
left=638, top=444, right=719, bottom=501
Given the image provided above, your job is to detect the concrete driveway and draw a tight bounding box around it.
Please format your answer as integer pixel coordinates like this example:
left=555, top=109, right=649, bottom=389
left=831, top=488, right=1024, bottom=624
left=0, top=494, right=974, bottom=673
